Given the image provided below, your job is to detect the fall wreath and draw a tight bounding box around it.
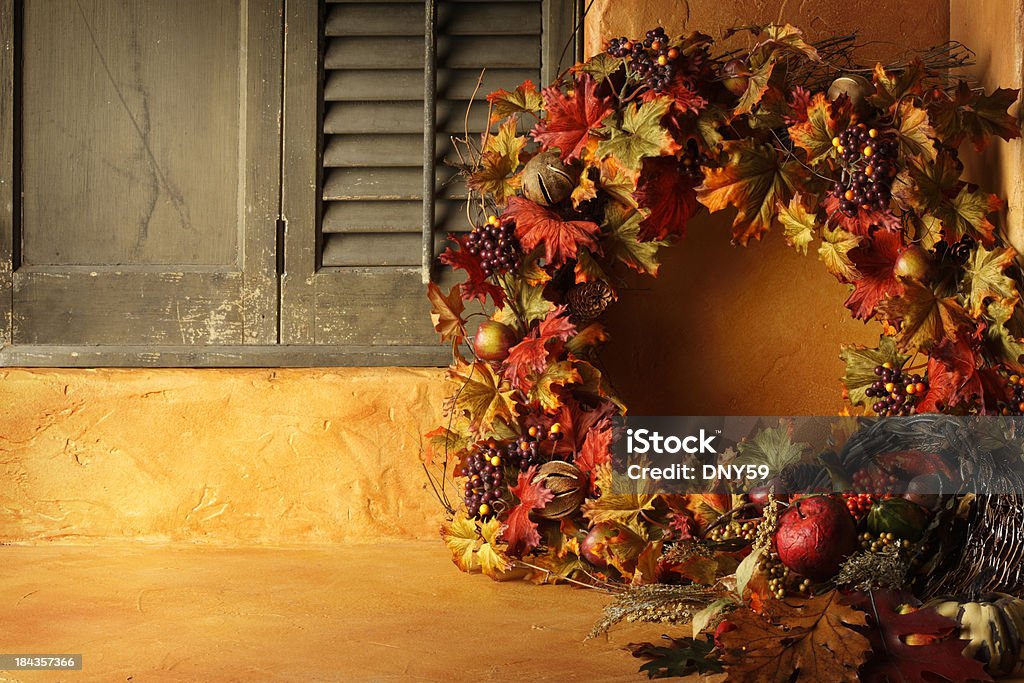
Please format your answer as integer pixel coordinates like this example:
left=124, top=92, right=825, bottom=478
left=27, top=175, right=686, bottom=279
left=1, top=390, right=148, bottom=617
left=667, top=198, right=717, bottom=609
left=423, top=23, right=1024, bottom=681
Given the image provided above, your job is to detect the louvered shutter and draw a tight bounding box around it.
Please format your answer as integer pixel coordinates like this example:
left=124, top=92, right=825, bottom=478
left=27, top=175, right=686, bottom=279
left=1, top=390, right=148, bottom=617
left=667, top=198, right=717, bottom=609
left=280, top=0, right=574, bottom=357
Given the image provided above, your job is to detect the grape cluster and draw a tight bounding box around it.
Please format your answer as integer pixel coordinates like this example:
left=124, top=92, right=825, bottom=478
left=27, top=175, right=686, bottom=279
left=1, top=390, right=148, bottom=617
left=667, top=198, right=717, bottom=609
left=998, top=373, right=1024, bottom=416
left=465, top=215, right=521, bottom=278
left=606, top=27, right=679, bottom=92
left=679, top=139, right=709, bottom=183
left=932, top=234, right=976, bottom=266
left=462, top=445, right=508, bottom=519
left=830, top=125, right=899, bottom=216
left=865, top=362, right=927, bottom=416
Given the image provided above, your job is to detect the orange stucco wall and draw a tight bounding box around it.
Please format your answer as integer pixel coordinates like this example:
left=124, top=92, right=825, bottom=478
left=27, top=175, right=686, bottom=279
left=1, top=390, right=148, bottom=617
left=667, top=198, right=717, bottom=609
left=0, top=0, right=983, bottom=544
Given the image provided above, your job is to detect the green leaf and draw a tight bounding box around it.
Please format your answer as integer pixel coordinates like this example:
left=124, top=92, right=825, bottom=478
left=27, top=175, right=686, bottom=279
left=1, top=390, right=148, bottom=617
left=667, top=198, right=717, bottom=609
left=492, top=278, right=554, bottom=332
left=735, top=59, right=775, bottom=116
left=595, top=98, right=675, bottom=171
left=840, top=336, right=910, bottom=408
left=986, top=299, right=1024, bottom=372
left=894, top=101, right=937, bottom=162
left=603, top=202, right=666, bottom=276
left=634, top=636, right=724, bottom=679
left=572, top=52, right=626, bottom=82
left=732, top=423, right=807, bottom=477
left=963, top=244, right=1018, bottom=316
left=778, top=194, right=819, bottom=255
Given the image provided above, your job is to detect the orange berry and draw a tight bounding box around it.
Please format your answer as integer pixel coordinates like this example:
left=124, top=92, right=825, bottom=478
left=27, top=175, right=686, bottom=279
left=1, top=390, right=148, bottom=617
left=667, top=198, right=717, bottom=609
left=845, top=190, right=855, bottom=201
left=667, top=47, right=679, bottom=59
left=528, top=426, right=539, bottom=437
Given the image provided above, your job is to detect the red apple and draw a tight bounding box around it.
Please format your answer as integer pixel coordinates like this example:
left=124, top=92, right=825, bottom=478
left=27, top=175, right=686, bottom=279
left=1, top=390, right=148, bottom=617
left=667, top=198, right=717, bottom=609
left=893, top=245, right=932, bottom=281
left=775, top=495, right=858, bottom=581
left=748, top=483, right=788, bottom=512
left=722, top=59, right=750, bottom=97
left=473, top=320, right=517, bottom=361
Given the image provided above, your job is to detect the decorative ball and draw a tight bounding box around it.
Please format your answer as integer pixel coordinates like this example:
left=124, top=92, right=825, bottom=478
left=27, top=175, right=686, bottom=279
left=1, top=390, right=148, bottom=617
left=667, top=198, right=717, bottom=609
left=827, top=74, right=873, bottom=107
left=775, top=495, right=858, bottom=581
left=532, top=460, right=586, bottom=519
left=472, top=320, right=518, bottom=361
left=521, top=151, right=577, bottom=206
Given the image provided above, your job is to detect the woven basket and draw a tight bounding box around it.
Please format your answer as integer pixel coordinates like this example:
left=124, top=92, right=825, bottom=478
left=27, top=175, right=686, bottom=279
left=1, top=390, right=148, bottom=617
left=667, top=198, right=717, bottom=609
left=819, top=415, right=1024, bottom=599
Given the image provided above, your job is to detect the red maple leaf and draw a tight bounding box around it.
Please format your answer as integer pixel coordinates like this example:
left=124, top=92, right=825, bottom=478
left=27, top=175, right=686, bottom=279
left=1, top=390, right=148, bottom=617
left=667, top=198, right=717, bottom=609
left=503, top=307, right=576, bottom=387
left=845, top=229, right=905, bottom=320
left=575, top=418, right=613, bottom=490
left=850, top=590, right=992, bottom=683
left=642, top=71, right=706, bottom=119
left=531, top=74, right=613, bottom=162
left=438, top=234, right=506, bottom=307
left=824, top=194, right=901, bottom=237
left=634, top=156, right=701, bottom=241
left=550, top=398, right=619, bottom=455
left=504, top=196, right=600, bottom=266
left=917, top=335, right=1006, bottom=413
left=502, top=465, right=554, bottom=556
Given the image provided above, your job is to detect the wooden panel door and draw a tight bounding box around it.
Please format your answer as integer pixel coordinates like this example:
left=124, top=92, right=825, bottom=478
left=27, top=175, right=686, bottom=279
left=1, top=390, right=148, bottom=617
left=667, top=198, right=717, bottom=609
left=5, top=0, right=281, bottom=353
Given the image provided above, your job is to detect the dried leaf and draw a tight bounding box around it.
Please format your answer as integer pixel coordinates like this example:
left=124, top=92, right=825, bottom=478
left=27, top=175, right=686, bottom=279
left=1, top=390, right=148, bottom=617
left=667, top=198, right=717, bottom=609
left=788, top=92, right=851, bottom=165
left=633, top=156, right=701, bottom=242
left=928, top=81, right=1021, bottom=152
left=603, top=201, right=666, bottom=274
left=733, top=422, right=807, bottom=477
left=532, top=74, right=614, bottom=162
left=963, top=244, right=1019, bottom=317
left=486, top=80, right=544, bottom=124
left=818, top=226, right=861, bottom=282
left=876, top=278, right=971, bottom=352
left=502, top=465, right=554, bottom=555
left=778, top=194, right=819, bottom=255
left=505, top=196, right=600, bottom=266
left=840, top=336, right=910, bottom=408
left=894, top=101, right=937, bottom=162
left=447, top=359, right=518, bottom=435
left=844, top=229, right=905, bottom=321
left=427, top=282, right=466, bottom=342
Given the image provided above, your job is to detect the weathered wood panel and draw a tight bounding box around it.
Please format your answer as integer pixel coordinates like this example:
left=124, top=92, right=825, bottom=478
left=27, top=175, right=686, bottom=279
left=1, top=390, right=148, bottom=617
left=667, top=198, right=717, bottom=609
left=323, top=167, right=465, bottom=201
left=326, top=35, right=541, bottom=70
left=12, top=0, right=281, bottom=350
left=321, top=232, right=448, bottom=267
left=0, top=0, right=12, bottom=346
left=327, top=2, right=541, bottom=36
left=325, top=68, right=539, bottom=101
left=21, top=0, right=240, bottom=267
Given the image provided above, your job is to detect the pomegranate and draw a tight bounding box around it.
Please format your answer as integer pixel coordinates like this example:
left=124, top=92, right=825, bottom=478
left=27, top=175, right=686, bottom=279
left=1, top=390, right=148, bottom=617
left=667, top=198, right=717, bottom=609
left=775, top=495, right=858, bottom=581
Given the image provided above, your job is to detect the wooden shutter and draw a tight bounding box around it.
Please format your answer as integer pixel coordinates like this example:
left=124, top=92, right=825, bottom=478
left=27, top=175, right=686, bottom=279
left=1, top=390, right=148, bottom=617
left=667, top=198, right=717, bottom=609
left=0, top=0, right=281, bottom=362
left=280, top=0, right=575, bottom=361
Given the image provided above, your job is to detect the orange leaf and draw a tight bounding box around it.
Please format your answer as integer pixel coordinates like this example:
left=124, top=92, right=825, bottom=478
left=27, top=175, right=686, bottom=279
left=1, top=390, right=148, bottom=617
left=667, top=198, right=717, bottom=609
left=531, top=74, right=613, bottom=162
left=502, top=465, right=554, bottom=555
left=505, top=196, right=600, bottom=266
left=426, top=282, right=466, bottom=342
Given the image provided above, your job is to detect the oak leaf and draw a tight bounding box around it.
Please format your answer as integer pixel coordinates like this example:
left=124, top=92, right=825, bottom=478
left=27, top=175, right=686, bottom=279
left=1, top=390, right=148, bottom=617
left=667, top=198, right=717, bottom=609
left=633, top=156, right=701, bottom=242
left=531, top=75, right=613, bottom=162
left=697, top=140, right=801, bottom=244
left=505, top=196, right=600, bottom=266
left=502, top=465, right=554, bottom=556
left=718, top=591, right=870, bottom=683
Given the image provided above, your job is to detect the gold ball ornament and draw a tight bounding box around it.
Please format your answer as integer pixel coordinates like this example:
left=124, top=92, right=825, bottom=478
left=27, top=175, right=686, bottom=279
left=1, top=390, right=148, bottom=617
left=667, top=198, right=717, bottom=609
left=521, top=151, right=578, bottom=207
left=827, top=74, right=874, bottom=108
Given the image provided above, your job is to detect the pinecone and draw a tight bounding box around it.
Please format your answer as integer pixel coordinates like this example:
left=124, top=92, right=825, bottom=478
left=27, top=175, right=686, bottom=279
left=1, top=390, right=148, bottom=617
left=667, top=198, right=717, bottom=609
left=567, top=281, right=613, bottom=324
left=778, top=462, right=827, bottom=494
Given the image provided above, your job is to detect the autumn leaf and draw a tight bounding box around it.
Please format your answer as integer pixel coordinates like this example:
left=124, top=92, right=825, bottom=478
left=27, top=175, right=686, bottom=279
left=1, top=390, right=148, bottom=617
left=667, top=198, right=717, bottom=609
left=759, top=23, right=821, bottom=61
left=718, top=591, right=870, bottom=683
left=575, top=419, right=613, bottom=484
left=447, top=359, right=518, bottom=434
left=778, top=194, right=819, bottom=255
left=527, top=360, right=581, bottom=410
left=565, top=322, right=609, bottom=356
left=503, top=307, right=576, bottom=387
left=916, top=336, right=990, bottom=413
left=531, top=74, right=614, bottom=162
left=904, top=153, right=1001, bottom=245
left=733, top=422, right=807, bottom=479
left=642, top=69, right=707, bottom=121
left=467, top=118, right=525, bottom=206
left=818, top=226, right=861, bottom=282
left=869, top=59, right=929, bottom=111
left=840, top=336, right=910, bottom=408
left=571, top=52, right=625, bottom=82
left=876, top=278, right=971, bottom=352
left=697, top=140, right=801, bottom=244
left=439, top=234, right=506, bottom=307
left=582, top=469, right=657, bottom=531
left=441, top=513, right=482, bottom=572
left=822, top=194, right=901, bottom=237
left=963, top=244, right=1019, bottom=316
left=986, top=298, right=1024, bottom=371
left=788, top=92, right=852, bottom=165
left=633, top=156, right=701, bottom=242
left=845, top=229, right=905, bottom=320
left=595, top=97, right=677, bottom=171
left=505, top=196, right=600, bottom=266
left=735, top=25, right=819, bottom=116
left=894, top=101, right=937, bottom=162
left=476, top=517, right=512, bottom=578
left=486, top=80, right=543, bottom=124
left=502, top=465, right=554, bottom=556
left=427, top=282, right=466, bottom=342
left=928, top=81, right=1021, bottom=151
left=849, top=590, right=992, bottom=683
left=734, top=59, right=775, bottom=116
left=491, top=277, right=553, bottom=332
left=602, top=201, right=666, bottom=275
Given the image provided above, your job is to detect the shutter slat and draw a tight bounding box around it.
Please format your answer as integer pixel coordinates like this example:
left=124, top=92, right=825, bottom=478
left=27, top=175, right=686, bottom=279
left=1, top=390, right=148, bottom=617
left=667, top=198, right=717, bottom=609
left=326, top=3, right=541, bottom=36
left=325, top=68, right=540, bottom=101
left=325, top=135, right=424, bottom=167
left=321, top=232, right=447, bottom=267
left=326, top=36, right=540, bottom=70
left=323, top=167, right=466, bottom=201
left=323, top=199, right=470, bottom=234
left=325, top=100, right=531, bottom=135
